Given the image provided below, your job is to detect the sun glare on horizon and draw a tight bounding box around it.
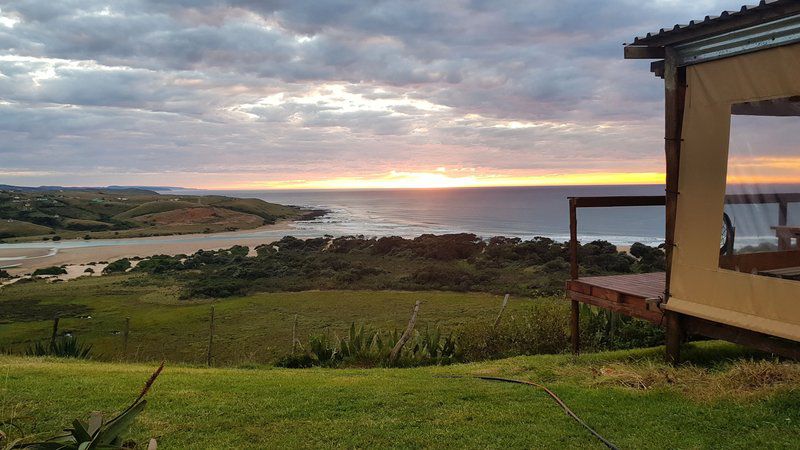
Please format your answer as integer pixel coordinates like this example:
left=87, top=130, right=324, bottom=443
left=213, top=169, right=667, bottom=190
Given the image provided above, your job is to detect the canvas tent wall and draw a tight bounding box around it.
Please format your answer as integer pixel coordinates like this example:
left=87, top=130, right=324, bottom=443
left=622, top=1, right=800, bottom=357
left=668, top=42, right=800, bottom=342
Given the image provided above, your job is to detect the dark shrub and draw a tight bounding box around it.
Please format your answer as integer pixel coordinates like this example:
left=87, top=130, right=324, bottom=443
left=32, top=266, right=67, bottom=276
left=629, top=242, right=666, bottom=272
left=372, top=236, right=408, bottom=255
left=411, top=233, right=485, bottom=260
left=135, top=255, right=185, bottom=274
left=103, top=258, right=131, bottom=274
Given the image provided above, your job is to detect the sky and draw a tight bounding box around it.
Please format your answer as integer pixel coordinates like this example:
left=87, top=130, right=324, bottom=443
left=0, top=0, right=764, bottom=190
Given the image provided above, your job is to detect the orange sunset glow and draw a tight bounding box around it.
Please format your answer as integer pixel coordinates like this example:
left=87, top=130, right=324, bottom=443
left=214, top=170, right=667, bottom=190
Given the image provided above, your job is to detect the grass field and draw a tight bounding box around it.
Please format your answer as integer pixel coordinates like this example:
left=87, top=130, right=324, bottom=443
left=2, top=342, right=799, bottom=449
left=0, top=219, right=52, bottom=237
left=0, top=274, right=538, bottom=364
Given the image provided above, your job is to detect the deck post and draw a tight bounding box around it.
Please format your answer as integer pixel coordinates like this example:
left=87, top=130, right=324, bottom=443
left=663, top=48, right=686, bottom=303
left=570, top=300, right=580, bottom=355
left=665, top=310, right=683, bottom=364
left=568, top=197, right=580, bottom=354
left=568, top=198, right=579, bottom=280
left=778, top=200, right=790, bottom=249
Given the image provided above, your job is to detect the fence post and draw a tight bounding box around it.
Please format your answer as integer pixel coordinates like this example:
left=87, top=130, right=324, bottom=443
left=49, top=316, right=60, bottom=351
left=292, top=314, right=298, bottom=355
left=389, top=300, right=421, bottom=365
left=493, top=294, right=510, bottom=329
left=122, top=317, right=130, bottom=356
left=206, top=306, right=215, bottom=367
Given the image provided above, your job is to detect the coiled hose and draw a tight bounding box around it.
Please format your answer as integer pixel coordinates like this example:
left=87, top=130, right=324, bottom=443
left=476, top=376, right=619, bottom=450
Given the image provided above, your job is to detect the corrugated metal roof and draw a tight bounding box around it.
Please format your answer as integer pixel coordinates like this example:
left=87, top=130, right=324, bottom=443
left=631, top=0, right=800, bottom=46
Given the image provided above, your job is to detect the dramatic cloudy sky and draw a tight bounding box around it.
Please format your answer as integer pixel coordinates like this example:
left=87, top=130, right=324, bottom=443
left=0, top=1, right=742, bottom=189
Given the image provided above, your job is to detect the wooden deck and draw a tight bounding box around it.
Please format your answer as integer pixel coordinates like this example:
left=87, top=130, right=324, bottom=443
left=565, top=272, right=665, bottom=324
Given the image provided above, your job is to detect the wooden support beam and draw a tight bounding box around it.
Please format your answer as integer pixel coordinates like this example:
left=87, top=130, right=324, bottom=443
left=570, top=300, right=580, bottom=355
left=779, top=200, right=788, bottom=226
left=684, top=316, right=800, bottom=360
left=651, top=60, right=665, bottom=78
left=624, top=45, right=665, bottom=59
left=662, top=48, right=687, bottom=305
left=569, top=198, right=579, bottom=280
left=665, top=310, right=683, bottom=365
left=567, top=290, right=663, bottom=324
left=570, top=195, right=665, bottom=208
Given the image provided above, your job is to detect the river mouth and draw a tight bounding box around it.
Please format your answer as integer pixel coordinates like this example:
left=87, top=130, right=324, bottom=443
left=0, top=247, right=57, bottom=262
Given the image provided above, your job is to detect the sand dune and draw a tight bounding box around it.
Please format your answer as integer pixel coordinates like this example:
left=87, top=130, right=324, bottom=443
left=1, top=221, right=293, bottom=276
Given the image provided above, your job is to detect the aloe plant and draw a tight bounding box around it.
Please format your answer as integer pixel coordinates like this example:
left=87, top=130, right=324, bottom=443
left=4, top=363, right=163, bottom=450
left=25, top=336, right=92, bottom=359
left=279, top=323, right=459, bottom=368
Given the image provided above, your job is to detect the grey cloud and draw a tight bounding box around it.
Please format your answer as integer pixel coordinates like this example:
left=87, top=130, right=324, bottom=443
left=0, top=0, right=736, bottom=186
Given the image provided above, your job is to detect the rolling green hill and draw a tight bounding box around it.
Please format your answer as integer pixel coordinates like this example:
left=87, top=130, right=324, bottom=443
left=0, top=187, right=306, bottom=242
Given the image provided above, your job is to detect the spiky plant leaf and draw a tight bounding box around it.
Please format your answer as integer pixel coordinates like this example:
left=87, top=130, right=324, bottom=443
left=92, top=400, right=146, bottom=446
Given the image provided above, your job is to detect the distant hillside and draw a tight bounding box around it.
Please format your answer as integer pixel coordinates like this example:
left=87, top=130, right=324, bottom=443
left=0, top=184, right=185, bottom=192
left=0, top=188, right=309, bottom=242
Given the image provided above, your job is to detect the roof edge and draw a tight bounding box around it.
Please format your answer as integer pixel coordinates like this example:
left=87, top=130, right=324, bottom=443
left=628, top=0, right=800, bottom=48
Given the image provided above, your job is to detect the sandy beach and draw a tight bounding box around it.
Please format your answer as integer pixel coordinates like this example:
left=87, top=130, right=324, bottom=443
left=0, top=221, right=295, bottom=276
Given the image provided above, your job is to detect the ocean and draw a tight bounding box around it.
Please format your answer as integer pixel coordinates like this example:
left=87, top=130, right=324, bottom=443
left=174, top=184, right=668, bottom=246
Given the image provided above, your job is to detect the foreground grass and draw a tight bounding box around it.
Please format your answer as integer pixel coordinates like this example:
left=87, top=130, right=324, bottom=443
left=2, top=342, right=798, bottom=449
left=0, top=274, right=539, bottom=364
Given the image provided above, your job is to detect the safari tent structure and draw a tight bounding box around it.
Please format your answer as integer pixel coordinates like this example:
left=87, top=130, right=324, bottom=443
left=565, top=0, right=800, bottom=362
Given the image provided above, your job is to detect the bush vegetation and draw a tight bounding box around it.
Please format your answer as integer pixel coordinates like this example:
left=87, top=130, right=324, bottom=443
left=32, top=266, right=67, bottom=276
left=128, top=234, right=663, bottom=301
left=103, top=258, right=132, bottom=274
left=277, top=301, right=659, bottom=368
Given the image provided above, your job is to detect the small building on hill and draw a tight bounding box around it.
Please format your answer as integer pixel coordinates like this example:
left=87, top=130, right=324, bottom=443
left=566, top=0, right=800, bottom=362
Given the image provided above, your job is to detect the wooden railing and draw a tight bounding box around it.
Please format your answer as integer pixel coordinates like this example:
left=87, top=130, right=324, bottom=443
left=724, top=193, right=800, bottom=250
left=568, top=195, right=666, bottom=280
left=569, top=192, right=800, bottom=279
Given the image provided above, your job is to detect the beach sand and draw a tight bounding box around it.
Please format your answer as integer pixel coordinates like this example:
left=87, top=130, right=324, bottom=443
left=1, top=221, right=294, bottom=276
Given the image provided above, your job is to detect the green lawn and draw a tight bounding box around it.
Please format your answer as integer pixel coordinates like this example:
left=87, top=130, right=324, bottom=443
left=2, top=342, right=799, bottom=449
left=0, top=274, right=540, bottom=364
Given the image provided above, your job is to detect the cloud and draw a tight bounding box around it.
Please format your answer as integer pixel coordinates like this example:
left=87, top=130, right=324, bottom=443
left=0, top=0, right=736, bottom=187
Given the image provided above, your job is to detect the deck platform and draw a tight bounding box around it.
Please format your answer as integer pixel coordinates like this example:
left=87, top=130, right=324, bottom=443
left=565, top=272, right=665, bottom=324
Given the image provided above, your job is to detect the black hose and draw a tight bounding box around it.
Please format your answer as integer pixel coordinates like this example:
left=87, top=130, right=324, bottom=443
left=477, top=376, right=619, bottom=450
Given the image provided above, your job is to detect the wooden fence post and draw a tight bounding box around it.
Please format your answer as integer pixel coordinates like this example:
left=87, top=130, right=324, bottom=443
left=49, top=316, right=60, bottom=351
left=122, top=317, right=130, bottom=355
left=493, top=294, right=510, bottom=329
left=570, top=301, right=580, bottom=355
left=206, top=306, right=215, bottom=367
left=389, top=301, right=421, bottom=364
left=292, top=314, right=299, bottom=355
